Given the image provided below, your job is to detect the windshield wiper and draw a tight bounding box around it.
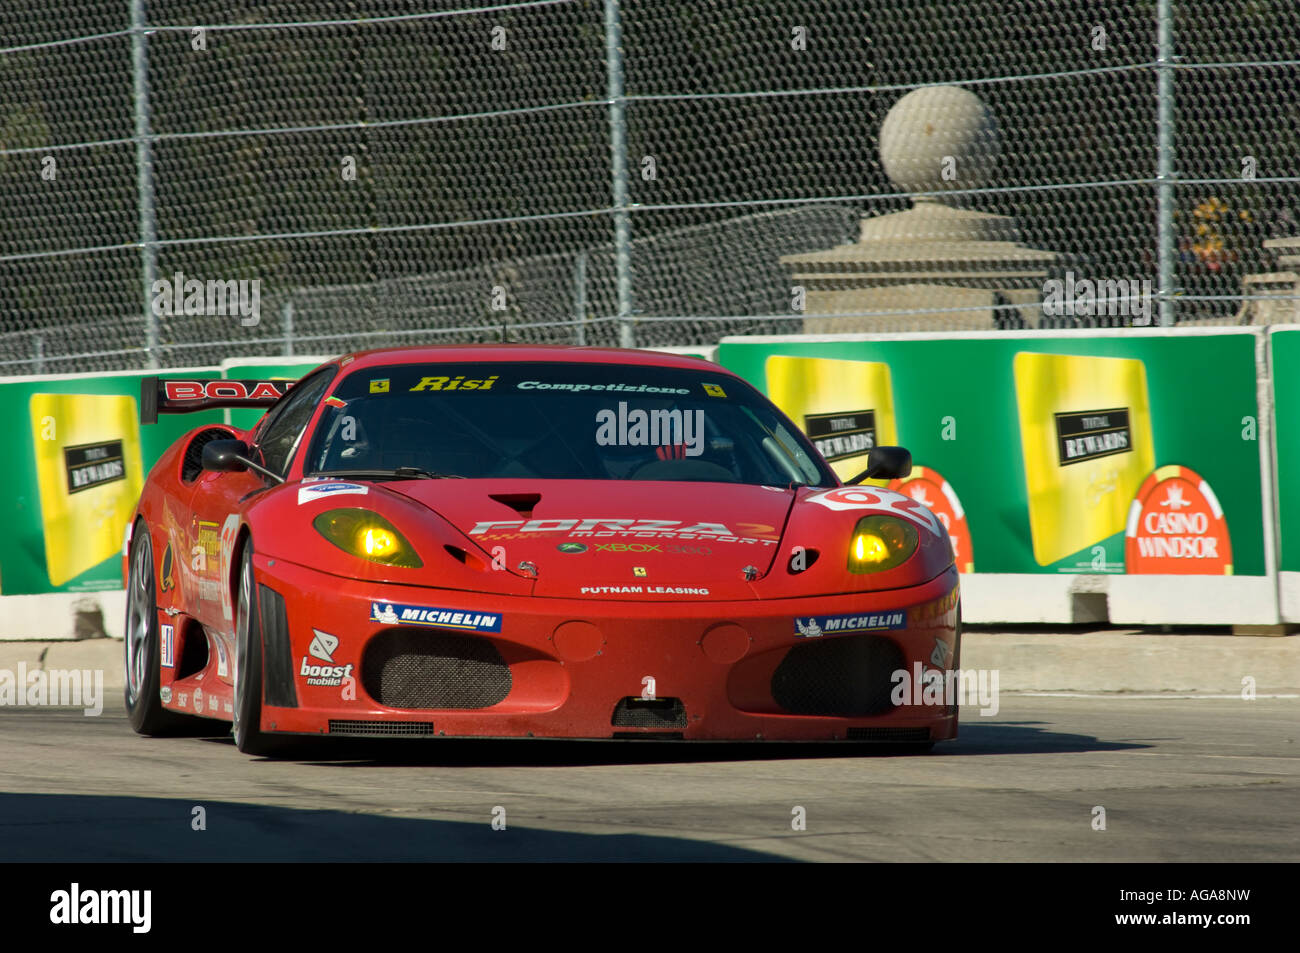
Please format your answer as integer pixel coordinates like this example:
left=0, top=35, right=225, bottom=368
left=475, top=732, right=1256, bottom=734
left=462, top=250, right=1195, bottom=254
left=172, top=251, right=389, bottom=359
left=307, top=467, right=463, bottom=481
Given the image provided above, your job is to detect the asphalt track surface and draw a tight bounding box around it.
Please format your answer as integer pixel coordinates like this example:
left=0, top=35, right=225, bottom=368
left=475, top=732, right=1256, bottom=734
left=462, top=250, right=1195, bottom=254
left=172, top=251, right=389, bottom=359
left=0, top=695, right=1295, bottom=862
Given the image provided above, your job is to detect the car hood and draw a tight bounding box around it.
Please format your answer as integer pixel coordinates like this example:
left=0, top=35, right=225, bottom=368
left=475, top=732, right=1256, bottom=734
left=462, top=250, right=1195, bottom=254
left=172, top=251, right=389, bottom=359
left=388, top=479, right=795, bottom=600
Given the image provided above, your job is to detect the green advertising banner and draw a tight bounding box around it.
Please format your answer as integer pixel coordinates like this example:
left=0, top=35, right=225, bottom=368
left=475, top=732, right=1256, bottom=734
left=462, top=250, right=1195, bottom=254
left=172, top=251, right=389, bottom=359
left=719, top=331, right=1264, bottom=577
left=0, top=368, right=224, bottom=595
left=1269, top=328, right=1300, bottom=574
left=0, top=335, right=1270, bottom=599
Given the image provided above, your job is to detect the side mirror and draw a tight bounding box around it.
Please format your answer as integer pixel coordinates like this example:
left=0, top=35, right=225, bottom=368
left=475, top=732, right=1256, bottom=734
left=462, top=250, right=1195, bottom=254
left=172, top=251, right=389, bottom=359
left=201, top=438, right=285, bottom=484
left=846, top=446, right=912, bottom=484
left=201, top=439, right=251, bottom=472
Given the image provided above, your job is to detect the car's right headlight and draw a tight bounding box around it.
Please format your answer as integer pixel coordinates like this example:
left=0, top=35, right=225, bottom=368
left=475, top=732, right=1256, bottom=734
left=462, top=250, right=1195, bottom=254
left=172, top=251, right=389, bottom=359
left=312, top=508, right=423, bottom=568
left=847, top=515, right=918, bottom=573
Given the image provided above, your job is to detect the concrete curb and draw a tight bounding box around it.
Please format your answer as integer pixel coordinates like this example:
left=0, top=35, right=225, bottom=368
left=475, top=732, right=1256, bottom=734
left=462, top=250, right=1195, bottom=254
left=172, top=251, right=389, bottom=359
left=961, top=631, right=1300, bottom=694
left=1, top=631, right=1298, bottom=700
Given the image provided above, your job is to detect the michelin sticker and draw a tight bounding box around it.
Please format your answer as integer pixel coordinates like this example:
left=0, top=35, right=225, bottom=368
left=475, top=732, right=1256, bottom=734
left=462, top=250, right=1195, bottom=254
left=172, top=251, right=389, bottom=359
left=794, top=611, right=907, bottom=638
left=370, top=602, right=502, bottom=633
left=297, top=482, right=369, bottom=505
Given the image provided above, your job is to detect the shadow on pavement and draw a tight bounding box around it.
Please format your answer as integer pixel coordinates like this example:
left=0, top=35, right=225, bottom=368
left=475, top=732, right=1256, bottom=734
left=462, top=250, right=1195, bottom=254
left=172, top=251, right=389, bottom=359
left=943, top=720, right=1149, bottom=756
left=185, top=718, right=1146, bottom=767
left=0, top=792, right=793, bottom=862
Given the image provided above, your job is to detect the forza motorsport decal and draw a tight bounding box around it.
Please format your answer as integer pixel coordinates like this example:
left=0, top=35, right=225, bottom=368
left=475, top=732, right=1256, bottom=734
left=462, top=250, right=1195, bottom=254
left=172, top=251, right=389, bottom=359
left=794, top=611, right=907, bottom=638
left=803, top=487, right=943, bottom=536
left=160, top=624, right=174, bottom=668
left=192, top=688, right=202, bottom=712
left=470, top=519, right=779, bottom=546
left=160, top=686, right=172, bottom=703
left=297, top=482, right=369, bottom=505
left=370, top=602, right=502, bottom=633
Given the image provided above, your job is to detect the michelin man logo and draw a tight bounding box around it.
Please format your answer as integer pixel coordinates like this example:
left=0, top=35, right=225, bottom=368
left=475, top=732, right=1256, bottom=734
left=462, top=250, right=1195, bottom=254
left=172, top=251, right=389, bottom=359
left=795, top=618, right=823, bottom=639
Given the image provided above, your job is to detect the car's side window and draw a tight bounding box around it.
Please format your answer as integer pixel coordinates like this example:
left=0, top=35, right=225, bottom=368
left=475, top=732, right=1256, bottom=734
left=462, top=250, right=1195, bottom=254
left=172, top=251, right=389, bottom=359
left=255, top=368, right=337, bottom=477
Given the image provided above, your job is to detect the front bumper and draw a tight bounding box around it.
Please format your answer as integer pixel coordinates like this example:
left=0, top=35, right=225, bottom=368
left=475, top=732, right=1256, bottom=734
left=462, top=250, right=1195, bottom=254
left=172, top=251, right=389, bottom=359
left=245, top=555, right=961, bottom=742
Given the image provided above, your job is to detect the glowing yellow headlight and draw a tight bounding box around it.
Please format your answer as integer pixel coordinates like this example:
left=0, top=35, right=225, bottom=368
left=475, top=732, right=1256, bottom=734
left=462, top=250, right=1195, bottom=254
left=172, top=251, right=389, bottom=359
left=847, top=515, right=918, bottom=573
left=853, top=533, right=890, bottom=563
left=313, top=508, right=422, bottom=568
left=361, top=526, right=398, bottom=558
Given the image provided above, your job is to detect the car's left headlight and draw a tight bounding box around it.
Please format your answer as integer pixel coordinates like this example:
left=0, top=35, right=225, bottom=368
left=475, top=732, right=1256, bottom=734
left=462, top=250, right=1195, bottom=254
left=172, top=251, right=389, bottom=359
left=313, top=508, right=423, bottom=568
left=847, top=515, right=918, bottom=573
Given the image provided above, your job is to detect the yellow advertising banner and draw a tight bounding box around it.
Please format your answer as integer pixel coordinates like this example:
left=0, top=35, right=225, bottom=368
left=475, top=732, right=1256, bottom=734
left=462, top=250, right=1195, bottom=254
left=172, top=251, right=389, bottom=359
left=28, top=393, right=145, bottom=587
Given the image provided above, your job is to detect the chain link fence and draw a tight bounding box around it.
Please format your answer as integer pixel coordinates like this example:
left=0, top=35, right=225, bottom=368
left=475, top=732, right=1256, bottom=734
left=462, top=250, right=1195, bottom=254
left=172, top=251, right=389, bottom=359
left=1, top=1, right=1298, bottom=373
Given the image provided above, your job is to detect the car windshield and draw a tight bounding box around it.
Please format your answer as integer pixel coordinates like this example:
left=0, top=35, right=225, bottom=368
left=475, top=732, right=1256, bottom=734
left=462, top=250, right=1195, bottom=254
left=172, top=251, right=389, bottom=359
left=302, top=361, right=835, bottom=486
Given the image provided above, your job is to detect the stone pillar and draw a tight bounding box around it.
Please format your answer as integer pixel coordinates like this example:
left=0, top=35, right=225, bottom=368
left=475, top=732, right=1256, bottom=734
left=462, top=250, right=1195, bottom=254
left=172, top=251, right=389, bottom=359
left=781, top=85, right=1063, bottom=331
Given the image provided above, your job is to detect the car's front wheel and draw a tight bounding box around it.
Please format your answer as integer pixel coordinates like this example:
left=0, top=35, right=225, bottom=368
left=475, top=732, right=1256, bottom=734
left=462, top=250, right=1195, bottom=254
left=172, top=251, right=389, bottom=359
left=232, top=540, right=283, bottom=756
left=124, top=520, right=191, bottom=735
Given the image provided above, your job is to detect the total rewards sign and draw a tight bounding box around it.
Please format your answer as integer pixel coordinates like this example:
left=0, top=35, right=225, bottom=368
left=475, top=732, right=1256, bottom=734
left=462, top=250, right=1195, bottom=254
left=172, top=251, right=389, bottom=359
left=764, top=355, right=897, bottom=481
left=1013, top=353, right=1155, bottom=568
left=28, top=393, right=145, bottom=587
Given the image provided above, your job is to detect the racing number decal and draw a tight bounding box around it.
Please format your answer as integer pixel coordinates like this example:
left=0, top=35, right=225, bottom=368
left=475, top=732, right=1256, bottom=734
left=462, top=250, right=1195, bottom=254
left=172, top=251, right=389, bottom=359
left=805, top=487, right=943, bottom=536
left=219, top=514, right=240, bottom=622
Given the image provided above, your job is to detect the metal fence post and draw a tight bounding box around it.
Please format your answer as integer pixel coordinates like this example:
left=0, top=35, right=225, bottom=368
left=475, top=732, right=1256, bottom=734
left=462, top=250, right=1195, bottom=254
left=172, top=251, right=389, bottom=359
left=1156, top=0, right=1175, bottom=327
left=573, top=251, right=588, bottom=346
left=33, top=334, right=44, bottom=375
left=130, top=0, right=160, bottom=367
left=282, top=299, right=294, bottom=357
left=605, top=0, right=634, bottom=348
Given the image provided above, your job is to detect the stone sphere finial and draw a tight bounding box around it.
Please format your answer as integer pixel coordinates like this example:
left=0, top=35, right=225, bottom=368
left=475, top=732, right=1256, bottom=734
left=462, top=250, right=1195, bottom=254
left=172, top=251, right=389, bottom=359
left=879, top=85, right=1001, bottom=200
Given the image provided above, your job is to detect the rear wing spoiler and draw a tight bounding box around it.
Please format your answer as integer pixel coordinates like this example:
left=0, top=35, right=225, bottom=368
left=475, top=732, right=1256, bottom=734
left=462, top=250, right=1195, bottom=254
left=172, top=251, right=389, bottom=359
left=140, top=377, right=294, bottom=425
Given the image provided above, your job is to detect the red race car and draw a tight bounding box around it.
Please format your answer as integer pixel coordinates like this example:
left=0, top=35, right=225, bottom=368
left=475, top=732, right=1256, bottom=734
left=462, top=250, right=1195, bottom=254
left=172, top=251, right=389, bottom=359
left=123, top=346, right=960, bottom=755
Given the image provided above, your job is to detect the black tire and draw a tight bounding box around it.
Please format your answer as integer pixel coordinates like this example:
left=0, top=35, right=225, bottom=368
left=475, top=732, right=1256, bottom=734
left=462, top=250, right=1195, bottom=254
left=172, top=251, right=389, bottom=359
left=124, top=520, right=193, bottom=735
left=232, top=540, right=282, bottom=756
